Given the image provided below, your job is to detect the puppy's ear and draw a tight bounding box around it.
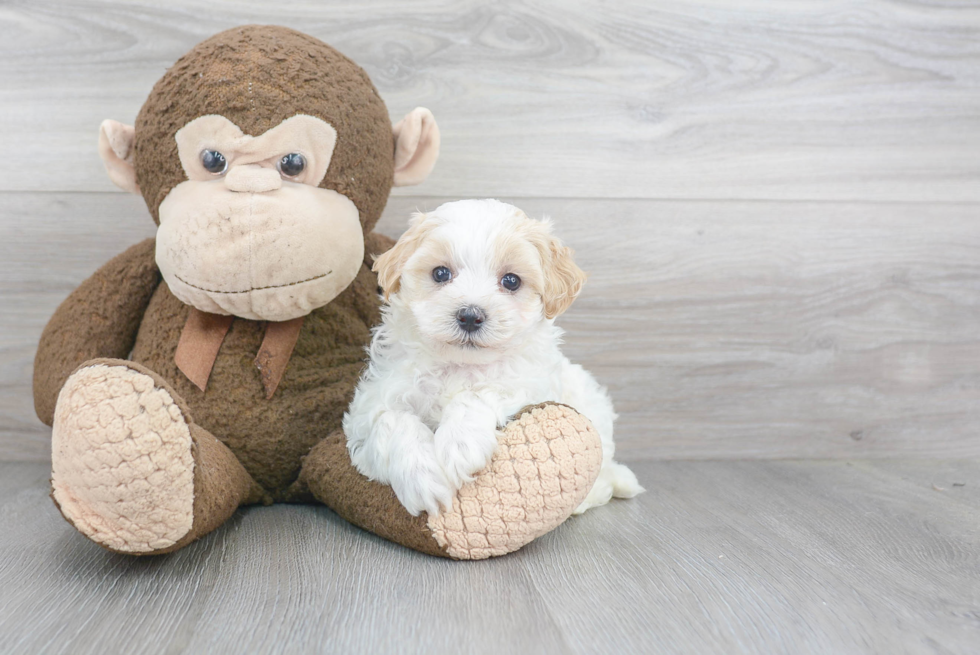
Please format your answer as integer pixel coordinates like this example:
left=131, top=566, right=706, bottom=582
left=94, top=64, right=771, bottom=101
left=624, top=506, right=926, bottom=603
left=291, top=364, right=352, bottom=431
left=537, top=228, right=588, bottom=319
left=373, top=212, right=432, bottom=299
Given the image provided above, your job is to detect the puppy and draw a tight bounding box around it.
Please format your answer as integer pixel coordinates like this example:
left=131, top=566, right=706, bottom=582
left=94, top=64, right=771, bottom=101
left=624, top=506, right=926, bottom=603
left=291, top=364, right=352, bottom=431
left=343, top=199, right=643, bottom=516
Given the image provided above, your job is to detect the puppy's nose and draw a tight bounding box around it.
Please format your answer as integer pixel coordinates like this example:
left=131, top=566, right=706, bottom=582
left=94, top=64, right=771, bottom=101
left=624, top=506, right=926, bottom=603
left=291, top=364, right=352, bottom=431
left=456, top=306, right=486, bottom=333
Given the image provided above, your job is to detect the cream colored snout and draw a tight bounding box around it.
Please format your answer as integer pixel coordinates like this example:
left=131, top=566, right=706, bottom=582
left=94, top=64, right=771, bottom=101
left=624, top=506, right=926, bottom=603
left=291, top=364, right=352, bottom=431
left=157, top=181, right=365, bottom=322
left=155, top=113, right=367, bottom=322
left=224, top=165, right=282, bottom=193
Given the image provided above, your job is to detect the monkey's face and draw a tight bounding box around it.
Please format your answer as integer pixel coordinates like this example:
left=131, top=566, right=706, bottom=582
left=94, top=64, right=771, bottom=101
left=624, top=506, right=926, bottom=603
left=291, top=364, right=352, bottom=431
left=155, top=115, right=362, bottom=321
left=97, top=26, right=440, bottom=322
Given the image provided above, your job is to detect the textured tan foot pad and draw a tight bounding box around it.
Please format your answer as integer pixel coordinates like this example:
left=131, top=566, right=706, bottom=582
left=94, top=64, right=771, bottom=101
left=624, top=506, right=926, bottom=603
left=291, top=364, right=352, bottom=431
left=427, top=403, right=603, bottom=560
left=51, top=364, right=195, bottom=553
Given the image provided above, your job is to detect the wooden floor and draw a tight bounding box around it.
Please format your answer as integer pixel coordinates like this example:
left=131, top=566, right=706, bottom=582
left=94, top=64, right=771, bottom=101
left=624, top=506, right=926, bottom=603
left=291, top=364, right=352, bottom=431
left=1, top=460, right=977, bottom=654
left=2, top=1, right=979, bottom=653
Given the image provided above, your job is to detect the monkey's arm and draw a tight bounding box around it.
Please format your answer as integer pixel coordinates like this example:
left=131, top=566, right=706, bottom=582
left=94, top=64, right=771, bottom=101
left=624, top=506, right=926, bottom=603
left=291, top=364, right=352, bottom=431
left=34, top=238, right=161, bottom=426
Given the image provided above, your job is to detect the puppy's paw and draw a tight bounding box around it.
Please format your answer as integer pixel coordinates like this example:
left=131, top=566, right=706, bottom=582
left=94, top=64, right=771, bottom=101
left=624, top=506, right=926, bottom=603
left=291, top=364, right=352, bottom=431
left=434, top=421, right=499, bottom=488
left=390, top=454, right=455, bottom=517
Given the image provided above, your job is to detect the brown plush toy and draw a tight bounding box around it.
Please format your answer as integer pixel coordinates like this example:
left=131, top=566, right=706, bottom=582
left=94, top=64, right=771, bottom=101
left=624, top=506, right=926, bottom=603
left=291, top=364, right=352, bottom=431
left=33, top=25, right=602, bottom=560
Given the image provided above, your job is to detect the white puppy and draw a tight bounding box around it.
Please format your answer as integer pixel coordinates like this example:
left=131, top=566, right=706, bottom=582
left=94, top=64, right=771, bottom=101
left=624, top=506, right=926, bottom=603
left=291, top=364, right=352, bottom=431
left=343, top=199, right=643, bottom=517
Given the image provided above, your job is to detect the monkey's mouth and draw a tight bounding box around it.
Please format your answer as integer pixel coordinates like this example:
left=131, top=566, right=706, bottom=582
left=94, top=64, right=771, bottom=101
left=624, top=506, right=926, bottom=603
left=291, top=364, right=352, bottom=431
left=173, top=271, right=332, bottom=295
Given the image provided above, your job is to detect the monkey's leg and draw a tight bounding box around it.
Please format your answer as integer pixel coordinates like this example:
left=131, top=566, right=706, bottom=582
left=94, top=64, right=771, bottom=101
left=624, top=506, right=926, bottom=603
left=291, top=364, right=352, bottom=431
left=299, top=402, right=603, bottom=560
left=51, top=359, right=265, bottom=555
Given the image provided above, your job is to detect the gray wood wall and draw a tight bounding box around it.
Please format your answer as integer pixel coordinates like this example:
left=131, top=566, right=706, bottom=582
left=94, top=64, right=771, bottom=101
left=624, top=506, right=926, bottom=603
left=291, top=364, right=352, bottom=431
left=2, top=0, right=978, bottom=461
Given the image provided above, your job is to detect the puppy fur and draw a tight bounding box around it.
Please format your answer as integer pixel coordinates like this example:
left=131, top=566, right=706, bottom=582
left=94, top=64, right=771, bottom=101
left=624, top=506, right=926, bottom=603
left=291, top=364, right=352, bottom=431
left=343, top=199, right=643, bottom=516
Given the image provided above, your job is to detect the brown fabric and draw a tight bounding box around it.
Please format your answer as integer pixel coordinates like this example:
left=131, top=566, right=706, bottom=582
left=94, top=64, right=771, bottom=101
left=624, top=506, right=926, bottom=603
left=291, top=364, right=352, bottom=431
left=129, top=262, right=381, bottom=498
left=363, top=231, right=396, bottom=268
left=174, top=309, right=233, bottom=392
left=33, top=238, right=161, bottom=426
left=298, top=430, right=450, bottom=558
left=255, top=316, right=305, bottom=399
left=133, top=25, right=394, bottom=233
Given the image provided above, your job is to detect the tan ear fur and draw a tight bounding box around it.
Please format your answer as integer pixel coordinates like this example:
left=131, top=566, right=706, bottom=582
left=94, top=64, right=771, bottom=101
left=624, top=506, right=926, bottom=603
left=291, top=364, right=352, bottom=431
left=539, top=233, right=587, bottom=319
left=372, top=212, right=433, bottom=299
left=392, top=108, right=440, bottom=187
left=98, top=119, right=140, bottom=194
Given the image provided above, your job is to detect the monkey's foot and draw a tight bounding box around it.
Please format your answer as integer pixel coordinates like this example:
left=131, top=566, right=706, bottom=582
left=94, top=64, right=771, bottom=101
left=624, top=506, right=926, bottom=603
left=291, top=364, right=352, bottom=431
left=302, top=402, right=603, bottom=560
left=428, top=402, right=603, bottom=559
left=51, top=361, right=195, bottom=554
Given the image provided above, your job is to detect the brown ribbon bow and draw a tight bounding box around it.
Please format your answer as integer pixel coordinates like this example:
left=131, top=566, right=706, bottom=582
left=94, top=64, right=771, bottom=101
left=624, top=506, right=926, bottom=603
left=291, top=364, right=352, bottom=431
left=174, top=308, right=304, bottom=399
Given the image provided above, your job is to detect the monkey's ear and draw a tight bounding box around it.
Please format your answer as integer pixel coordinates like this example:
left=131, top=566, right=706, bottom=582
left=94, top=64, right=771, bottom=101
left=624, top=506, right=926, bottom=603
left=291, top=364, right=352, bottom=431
left=98, top=119, right=140, bottom=194
left=392, top=108, right=440, bottom=187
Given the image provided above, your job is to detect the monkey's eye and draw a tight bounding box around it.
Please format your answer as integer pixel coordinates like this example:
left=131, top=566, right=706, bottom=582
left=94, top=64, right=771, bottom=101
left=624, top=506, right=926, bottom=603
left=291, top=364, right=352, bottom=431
left=200, top=150, right=227, bottom=175
left=278, top=153, right=306, bottom=177
left=432, top=266, right=453, bottom=283
left=501, top=273, right=521, bottom=291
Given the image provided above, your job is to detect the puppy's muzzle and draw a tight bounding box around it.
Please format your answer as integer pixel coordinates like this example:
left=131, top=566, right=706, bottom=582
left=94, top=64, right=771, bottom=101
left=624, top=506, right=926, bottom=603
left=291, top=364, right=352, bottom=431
left=456, top=305, right=486, bottom=333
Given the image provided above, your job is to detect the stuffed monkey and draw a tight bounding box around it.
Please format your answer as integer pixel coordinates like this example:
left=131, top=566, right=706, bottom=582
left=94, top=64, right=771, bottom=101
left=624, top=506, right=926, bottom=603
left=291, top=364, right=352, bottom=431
left=34, top=26, right=602, bottom=560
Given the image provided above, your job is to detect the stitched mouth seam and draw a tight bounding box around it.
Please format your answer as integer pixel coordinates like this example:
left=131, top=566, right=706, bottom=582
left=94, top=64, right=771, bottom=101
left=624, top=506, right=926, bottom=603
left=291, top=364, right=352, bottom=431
left=174, top=271, right=332, bottom=294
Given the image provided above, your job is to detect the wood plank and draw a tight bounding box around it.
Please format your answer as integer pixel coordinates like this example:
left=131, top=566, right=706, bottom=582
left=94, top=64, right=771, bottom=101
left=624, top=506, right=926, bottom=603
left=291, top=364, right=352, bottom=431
left=1, top=1, right=979, bottom=200
left=524, top=459, right=980, bottom=655
left=860, top=459, right=980, bottom=507
left=3, top=193, right=978, bottom=461
left=1, top=460, right=977, bottom=654
left=0, top=461, right=570, bottom=655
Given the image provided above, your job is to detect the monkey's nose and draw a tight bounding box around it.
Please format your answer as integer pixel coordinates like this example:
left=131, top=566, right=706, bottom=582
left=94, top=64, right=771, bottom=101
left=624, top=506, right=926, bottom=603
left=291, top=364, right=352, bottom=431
left=456, top=306, right=486, bottom=333
left=224, top=165, right=282, bottom=193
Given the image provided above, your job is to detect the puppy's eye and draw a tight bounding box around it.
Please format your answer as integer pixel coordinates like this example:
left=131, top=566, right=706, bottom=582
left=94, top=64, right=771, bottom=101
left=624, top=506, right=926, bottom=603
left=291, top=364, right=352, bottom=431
left=278, top=153, right=306, bottom=177
left=501, top=273, right=521, bottom=291
left=432, top=266, right=453, bottom=283
left=201, top=150, right=228, bottom=174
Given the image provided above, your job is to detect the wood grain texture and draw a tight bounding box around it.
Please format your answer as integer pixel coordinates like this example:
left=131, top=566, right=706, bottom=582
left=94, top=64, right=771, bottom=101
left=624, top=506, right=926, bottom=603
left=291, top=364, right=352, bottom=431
left=1, top=0, right=979, bottom=200
left=3, top=193, right=978, bottom=461
left=523, top=459, right=980, bottom=655
left=0, top=460, right=977, bottom=654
